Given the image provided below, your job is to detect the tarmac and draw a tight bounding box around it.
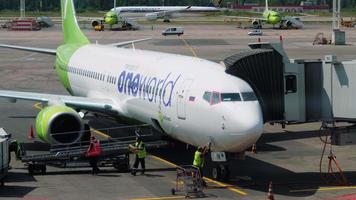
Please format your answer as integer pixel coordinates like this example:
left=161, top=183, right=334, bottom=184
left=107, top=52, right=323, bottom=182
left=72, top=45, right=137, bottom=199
left=0, top=19, right=356, bottom=200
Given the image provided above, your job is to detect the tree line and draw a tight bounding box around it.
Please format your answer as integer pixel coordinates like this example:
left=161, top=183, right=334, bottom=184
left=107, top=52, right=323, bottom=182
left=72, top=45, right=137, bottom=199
left=0, top=0, right=355, bottom=11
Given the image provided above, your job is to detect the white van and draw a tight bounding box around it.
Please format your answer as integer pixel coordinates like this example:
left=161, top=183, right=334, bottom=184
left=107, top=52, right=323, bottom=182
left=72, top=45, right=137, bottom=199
left=162, top=27, right=184, bottom=36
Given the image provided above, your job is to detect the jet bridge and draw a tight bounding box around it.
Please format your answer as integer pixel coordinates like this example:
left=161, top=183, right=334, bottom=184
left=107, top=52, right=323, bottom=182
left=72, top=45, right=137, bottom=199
left=223, top=42, right=356, bottom=126
left=224, top=47, right=284, bottom=122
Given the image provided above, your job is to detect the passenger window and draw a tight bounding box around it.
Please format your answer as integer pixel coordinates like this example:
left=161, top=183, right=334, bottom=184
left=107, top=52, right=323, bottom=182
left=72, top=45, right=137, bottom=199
left=172, top=28, right=176, bottom=31
left=211, top=92, right=220, bottom=105
left=285, top=75, right=297, bottom=94
left=203, top=91, right=212, bottom=103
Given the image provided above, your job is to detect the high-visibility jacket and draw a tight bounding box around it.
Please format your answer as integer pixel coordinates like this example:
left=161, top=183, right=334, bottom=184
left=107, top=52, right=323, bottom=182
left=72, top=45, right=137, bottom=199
left=193, top=150, right=204, bottom=168
left=135, top=141, right=146, bottom=159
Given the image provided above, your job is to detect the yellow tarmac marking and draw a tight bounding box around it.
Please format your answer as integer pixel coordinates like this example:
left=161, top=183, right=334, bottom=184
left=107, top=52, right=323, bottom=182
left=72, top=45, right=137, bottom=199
left=180, top=36, right=198, bottom=57
left=90, top=128, right=111, bottom=139
left=203, top=177, right=247, bottom=195
left=33, top=102, right=43, bottom=110
left=130, top=196, right=185, bottom=200
left=151, top=155, right=247, bottom=196
left=151, top=155, right=177, bottom=167
left=290, top=186, right=356, bottom=193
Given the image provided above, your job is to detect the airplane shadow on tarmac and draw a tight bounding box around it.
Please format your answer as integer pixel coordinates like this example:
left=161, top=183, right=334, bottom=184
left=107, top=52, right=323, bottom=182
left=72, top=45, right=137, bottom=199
left=0, top=171, right=37, bottom=197
left=149, top=133, right=356, bottom=198
left=87, top=117, right=356, bottom=197
left=0, top=185, right=36, bottom=198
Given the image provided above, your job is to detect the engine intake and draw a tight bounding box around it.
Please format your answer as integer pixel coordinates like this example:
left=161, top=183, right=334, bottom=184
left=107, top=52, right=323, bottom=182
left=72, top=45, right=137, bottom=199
left=36, top=106, right=84, bottom=145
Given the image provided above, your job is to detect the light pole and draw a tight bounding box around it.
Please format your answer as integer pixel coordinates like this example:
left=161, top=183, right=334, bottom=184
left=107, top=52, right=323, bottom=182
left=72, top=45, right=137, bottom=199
left=20, top=0, right=26, bottom=19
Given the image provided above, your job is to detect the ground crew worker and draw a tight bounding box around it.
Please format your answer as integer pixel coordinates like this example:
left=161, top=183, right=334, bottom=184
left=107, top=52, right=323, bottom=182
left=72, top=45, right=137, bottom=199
left=86, top=136, right=101, bottom=175
left=193, top=146, right=208, bottom=184
left=129, top=136, right=146, bottom=176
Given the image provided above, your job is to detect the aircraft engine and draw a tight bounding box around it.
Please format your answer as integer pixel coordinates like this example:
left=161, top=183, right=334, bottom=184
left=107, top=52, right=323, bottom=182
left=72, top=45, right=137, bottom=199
left=91, top=20, right=101, bottom=27
left=35, top=105, right=85, bottom=145
left=283, top=20, right=293, bottom=29
left=145, top=13, right=158, bottom=21
left=252, top=20, right=261, bottom=29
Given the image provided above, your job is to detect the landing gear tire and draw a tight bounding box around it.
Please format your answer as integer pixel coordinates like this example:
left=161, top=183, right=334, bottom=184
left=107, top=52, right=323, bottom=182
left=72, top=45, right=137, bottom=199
left=212, top=164, right=230, bottom=180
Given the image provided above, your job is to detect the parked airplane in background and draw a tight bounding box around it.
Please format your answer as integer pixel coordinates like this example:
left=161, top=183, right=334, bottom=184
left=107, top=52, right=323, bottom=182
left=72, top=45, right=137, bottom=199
left=227, top=0, right=304, bottom=29
left=92, top=0, right=222, bottom=28
left=0, top=0, right=262, bottom=179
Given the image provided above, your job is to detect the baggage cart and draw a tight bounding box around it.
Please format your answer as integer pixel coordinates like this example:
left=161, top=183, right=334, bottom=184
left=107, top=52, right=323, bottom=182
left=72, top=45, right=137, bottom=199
left=171, top=165, right=204, bottom=198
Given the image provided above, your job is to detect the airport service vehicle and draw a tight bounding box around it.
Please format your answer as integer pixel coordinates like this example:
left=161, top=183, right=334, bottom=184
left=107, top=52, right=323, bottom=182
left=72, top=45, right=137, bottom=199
left=0, top=0, right=263, bottom=180
left=248, top=29, right=263, bottom=36
left=162, top=27, right=184, bottom=36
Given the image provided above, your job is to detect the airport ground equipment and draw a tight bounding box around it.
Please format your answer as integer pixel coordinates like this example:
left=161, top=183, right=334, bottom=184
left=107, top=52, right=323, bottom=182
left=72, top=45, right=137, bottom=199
left=20, top=131, right=168, bottom=175
left=36, top=16, right=54, bottom=28
left=171, top=165, right=204, bottom=198
left=313, top=33, right=330, bottom=45
left=0, top=128, right=10, bottom=186
left=341, top=18, right=356, bottom=28
left=8, top=18, right=41, bottom=31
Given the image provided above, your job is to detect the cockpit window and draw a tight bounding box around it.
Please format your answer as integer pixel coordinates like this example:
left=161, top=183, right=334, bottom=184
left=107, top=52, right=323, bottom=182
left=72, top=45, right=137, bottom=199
left=212, top=92, right=220, bottom=105
left=203, top=91, right=212, bottom=103
left=221, top=93, right=241, bottom=102
left=241, top=92, right=257, bottom=101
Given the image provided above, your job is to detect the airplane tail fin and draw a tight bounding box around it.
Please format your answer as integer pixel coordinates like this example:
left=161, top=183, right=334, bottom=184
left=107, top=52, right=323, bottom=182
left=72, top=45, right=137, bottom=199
left=207, top=0, right=223, bottom=7
left=61, top=0, right=90, bottom=45
left=265, top=0, right=269, bottom=11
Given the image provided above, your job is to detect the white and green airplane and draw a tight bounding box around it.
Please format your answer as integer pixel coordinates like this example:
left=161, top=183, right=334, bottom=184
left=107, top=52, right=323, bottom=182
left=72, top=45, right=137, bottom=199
left=0, top=0, right=263, bottom=156
left=227, top=0, right=304, bottom=29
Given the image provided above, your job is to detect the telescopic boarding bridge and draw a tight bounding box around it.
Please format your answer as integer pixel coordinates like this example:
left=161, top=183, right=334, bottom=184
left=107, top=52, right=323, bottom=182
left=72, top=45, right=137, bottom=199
left=224, top=42, right=356, bottom=145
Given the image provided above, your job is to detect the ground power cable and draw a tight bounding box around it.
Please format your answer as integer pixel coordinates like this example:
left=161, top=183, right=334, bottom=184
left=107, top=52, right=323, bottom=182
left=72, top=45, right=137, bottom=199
left=319, top=123, right=348, bottom=186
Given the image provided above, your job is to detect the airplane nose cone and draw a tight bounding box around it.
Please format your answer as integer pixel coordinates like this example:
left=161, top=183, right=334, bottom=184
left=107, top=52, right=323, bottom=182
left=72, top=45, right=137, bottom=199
left=218, top=103, right=263, bottom=152
left=105, top=17, right=115, bottom=25
left=270, top=16, right=281, bottom=24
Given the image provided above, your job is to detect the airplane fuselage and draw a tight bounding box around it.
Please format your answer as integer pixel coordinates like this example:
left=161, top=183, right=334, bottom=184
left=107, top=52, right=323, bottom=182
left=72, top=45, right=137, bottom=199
left=57, top=44, right=263, bottom=152
left=112, top=6, right=220, bottom=13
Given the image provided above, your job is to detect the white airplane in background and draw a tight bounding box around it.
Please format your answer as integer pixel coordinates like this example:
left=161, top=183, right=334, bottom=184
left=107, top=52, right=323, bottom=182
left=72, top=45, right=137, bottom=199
left=0, top=0, right=263, bottom=179
left=101, top=0, right=222, bottom=25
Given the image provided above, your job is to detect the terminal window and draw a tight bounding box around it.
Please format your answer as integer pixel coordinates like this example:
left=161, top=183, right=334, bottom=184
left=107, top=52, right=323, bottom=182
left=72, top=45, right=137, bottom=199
left=285, top=75, right=297, bottom=93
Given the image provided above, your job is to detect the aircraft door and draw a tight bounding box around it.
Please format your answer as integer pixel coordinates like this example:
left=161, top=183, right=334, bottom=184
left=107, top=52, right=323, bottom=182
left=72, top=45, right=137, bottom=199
left=176, top=79, right=193, bottom=120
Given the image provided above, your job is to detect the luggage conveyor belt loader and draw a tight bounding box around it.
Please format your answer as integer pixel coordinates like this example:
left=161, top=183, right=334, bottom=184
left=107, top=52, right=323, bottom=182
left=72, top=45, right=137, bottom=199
left=18, top=128, right=168, bottom=175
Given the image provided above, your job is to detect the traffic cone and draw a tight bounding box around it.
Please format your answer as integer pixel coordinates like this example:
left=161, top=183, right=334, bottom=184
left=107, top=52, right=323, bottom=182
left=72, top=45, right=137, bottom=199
left=28, top=124, right=34, bottom=139
left=251, top=144, right=257, bottom=154
left=267, top=181, right=274, bottom=200
left=279, top=35, right=283, bottom=45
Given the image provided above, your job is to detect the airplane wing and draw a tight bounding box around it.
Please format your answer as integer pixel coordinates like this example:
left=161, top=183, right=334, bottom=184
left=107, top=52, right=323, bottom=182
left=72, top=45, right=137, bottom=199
left=223, top=16, right=266, bottom=21
left=107, top=38, right=151, bottom=47
left=0, top=44, right=56, bottom=55
left=0, top=38, right=150, bottom=54
left=0, top=90, right=121, bottom=114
